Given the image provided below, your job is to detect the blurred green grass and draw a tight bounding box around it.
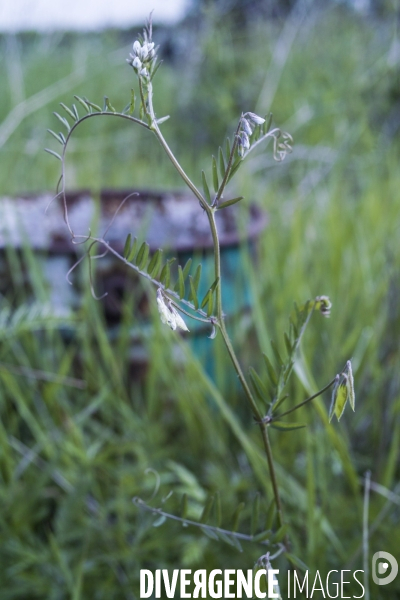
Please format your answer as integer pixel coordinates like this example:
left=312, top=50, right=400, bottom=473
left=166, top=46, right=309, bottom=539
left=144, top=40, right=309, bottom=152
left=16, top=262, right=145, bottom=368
left=0, top=4, right=400, bottom=598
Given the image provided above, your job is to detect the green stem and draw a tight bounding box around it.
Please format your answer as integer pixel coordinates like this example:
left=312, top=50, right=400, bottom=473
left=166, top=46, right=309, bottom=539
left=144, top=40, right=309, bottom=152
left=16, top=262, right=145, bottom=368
left=218, top=319, right=284, bottom=528
left=208, top=210, right=222, bottom=320
left=60, top=111, right=149, bottom=235
left=274, top=375, right=339, bottom=420
left=259, top=425, right=284, bottom=529
left=145, top=79, right=208, bottom=210
left=218, top=324, right=259, bottom=416
left=134, top=497, right=286, bottom=556
left=213, top=117, right=242, bottom=206
left=146, top=76, right=222, bottom=319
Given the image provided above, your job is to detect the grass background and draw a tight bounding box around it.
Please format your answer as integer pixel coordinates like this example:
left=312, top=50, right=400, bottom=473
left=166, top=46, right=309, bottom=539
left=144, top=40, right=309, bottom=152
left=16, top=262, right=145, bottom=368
left=0, top=2, right=400, bottom=598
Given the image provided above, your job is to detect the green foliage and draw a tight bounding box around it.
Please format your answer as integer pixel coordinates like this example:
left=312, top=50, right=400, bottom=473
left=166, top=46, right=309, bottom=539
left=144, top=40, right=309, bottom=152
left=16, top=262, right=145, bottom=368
left=217, top=196, right=244, bottom=209
left=120, top=233, right=220, bottom=321
left=133, top=488, right=284, bottom=555
left=249, top=298, right=331, bottom=424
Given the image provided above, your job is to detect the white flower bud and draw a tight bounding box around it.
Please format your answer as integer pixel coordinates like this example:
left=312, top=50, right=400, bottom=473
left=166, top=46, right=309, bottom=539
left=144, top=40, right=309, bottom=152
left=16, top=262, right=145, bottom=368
left=156, top=290, right=189, bottom=332
left=346, top=360, right=355, bottom=411
left=245, top=112, right=266, bottom=125
left=140, top=67, right=149, bottom=79
left=315, top=295, right=331, bottom=317
left=240, top=131, right=250, bottom=150
left=132, top=57, right=142, bottom=70
left=133, top=40, right=141, bottom=55
left=241, top=118, right=253, bottom=135
left=170, top=306, right=189, bottom=332
left=157, top=291, right=176, bottom=330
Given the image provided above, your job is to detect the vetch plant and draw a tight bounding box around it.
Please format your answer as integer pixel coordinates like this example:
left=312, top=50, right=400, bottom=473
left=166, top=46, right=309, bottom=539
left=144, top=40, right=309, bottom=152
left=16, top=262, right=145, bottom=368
left=46, top=13, right=355, bottom=582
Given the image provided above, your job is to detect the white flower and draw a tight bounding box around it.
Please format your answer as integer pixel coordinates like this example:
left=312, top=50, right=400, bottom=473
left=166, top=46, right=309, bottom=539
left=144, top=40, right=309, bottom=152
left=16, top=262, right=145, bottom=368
left=133, top=40, right=141, bottom=54
left=131, top=40, right=155, bottom=63
left=245, top=112, right=265, bottom=125
left=241, top=118, right=253, bottom=135
left=156, top=289, right=189, bottom=332
left=142, top=43, right=155, bottom=61
left=235, top=112, right=265, bottom=158
left=240, top=131, right=250, bottom=149
left=170, top=306, right=189, bottom=332
left=128, top=35, right=156, bottom=72
left=157, top=291, right=176, bottom=329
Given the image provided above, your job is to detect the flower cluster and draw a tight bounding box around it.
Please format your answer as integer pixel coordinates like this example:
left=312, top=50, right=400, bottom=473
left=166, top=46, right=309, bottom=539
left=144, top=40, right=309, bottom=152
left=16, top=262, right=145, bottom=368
left=237, top=112, right=266, bottom=157
left=127, top=40, right=156, bottom=80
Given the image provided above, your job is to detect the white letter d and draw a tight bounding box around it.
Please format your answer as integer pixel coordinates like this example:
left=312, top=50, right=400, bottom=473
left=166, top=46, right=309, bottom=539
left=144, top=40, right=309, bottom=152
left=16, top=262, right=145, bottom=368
left=140, top=570, right=154, bottom=598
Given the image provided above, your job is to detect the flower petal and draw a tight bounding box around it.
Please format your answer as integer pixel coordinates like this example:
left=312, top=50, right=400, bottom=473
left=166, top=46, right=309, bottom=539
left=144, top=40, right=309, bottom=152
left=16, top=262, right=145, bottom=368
left=246, top=112, right=265, bottom=125
left=170, top=306, right=189, bottom=332
left=133, top=40, right=141, bottom=54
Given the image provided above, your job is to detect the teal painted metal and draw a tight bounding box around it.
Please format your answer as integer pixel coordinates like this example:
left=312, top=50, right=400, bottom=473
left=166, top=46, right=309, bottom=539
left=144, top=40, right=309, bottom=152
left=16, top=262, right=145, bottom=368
left=0, top=189, right=267, bottom=381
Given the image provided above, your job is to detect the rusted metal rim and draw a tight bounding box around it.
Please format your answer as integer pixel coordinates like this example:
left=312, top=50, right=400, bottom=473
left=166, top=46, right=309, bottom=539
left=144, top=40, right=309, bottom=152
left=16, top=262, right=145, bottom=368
left=0, top=188, right=268, bottom=254
left=100, top=188, right=268, bottom=252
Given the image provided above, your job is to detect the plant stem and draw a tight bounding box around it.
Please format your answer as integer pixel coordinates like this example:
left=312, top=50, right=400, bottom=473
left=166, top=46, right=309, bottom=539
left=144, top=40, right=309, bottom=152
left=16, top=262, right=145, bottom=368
left=60, top=111, right=149, bottom=235
left=218, top=296, right=284, bottom=529
left=134, top=496, right=286, bottom=554
left=218, top=323, right=259, bottom=416
left=146, top=74, right=286, bottom=534
left=274, top=376, right=338, bottom=420
left=213, top=117, right=242, bottom=206
left=146, top=78, right=223, bottom=322
left=145, top=79, right=208, bottom=210
left=259, top=425, right=284, bottom=529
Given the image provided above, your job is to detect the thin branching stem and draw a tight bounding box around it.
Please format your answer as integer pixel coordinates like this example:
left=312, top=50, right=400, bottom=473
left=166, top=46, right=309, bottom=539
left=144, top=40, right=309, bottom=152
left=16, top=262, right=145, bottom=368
left=133, top=496, right=285, bottom=557
left=138, top=76, right=150, bottom=118
left=274, top=361, right=349, bottom=421
left=259, top=425, right=284, bottom=529
left=243, top=127, right=282, bottom=157
left=169, top=300, right=215, bottom=325
left=274, top=377, right=338, bottom=420
left=213, top=117, right=242, bottom=206
left=70, top=234, right=213, bottom=320
left=209, top=223, right=285, bottom=529
left=146, top=79, right=208, bottom=211
left=59, top=111, right=149, bottom=235
left=218, top=324, right=260, bottom=417
left=145, top=74, right=287, bottom=534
